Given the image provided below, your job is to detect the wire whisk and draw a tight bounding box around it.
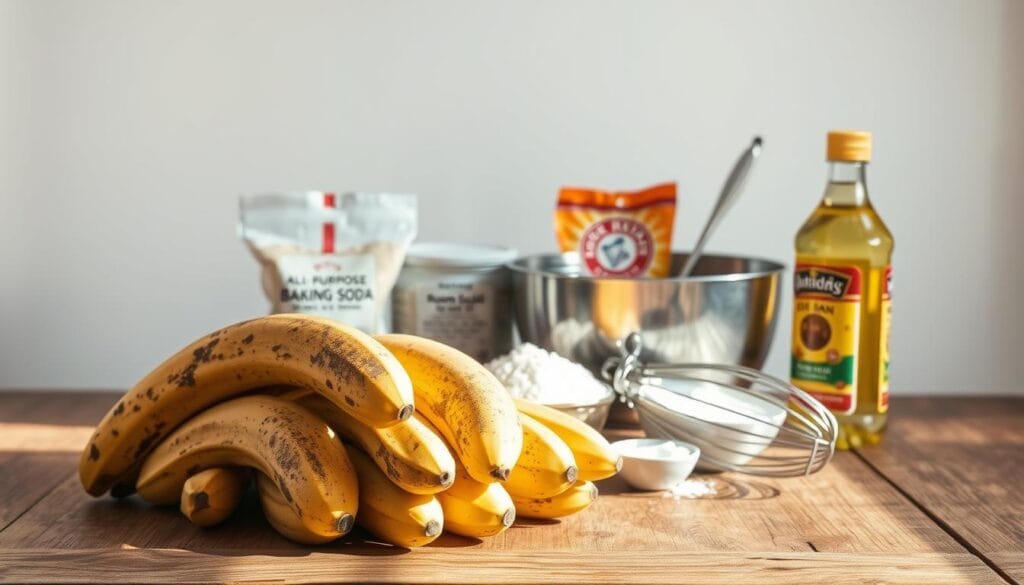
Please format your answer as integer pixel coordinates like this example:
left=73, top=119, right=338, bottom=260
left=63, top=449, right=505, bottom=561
left=603, top=333, right=837, bottom=477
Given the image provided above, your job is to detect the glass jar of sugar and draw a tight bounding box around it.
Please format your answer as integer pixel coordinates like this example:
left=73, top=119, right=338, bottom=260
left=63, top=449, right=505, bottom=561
left=391, top=243, right=517, bottom=363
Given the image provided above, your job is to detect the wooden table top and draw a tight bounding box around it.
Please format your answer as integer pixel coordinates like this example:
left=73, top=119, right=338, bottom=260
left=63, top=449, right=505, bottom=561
left=0, top=391, right=1021, bottom=584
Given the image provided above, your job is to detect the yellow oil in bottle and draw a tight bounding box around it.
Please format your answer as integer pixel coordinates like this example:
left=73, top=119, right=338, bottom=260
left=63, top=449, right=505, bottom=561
left=791, top=131, right=893, bottom=449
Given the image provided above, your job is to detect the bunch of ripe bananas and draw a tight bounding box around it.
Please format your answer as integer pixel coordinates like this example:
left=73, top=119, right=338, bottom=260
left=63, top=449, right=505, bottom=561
left=78, top=314, right=621, bottom=547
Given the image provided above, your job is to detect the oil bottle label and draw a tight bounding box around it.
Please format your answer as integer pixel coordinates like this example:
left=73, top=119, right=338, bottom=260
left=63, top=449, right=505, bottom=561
left=878, top=265, right=892, bottom=413
left=791, top=262, right=862, bottom=415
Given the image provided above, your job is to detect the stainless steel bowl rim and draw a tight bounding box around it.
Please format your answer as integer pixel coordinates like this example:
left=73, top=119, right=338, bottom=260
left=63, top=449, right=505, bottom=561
left=507, top=251, right=786, bottom=283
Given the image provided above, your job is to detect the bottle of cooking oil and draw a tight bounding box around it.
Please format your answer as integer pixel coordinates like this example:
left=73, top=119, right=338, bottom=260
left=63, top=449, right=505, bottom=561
left=791, top=130, right=893, bottom=449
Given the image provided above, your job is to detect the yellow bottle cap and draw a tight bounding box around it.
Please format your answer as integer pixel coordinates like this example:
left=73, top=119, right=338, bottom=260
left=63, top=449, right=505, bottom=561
left=827, top=130, right=872, bottom=162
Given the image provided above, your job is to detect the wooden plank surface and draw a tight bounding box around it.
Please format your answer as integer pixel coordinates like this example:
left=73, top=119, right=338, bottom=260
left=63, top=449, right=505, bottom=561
left=0, top=452, right=968, bottom=555
left=0, top=549, right=1003, bottom=585
left=857, top=397, right=1024, bottom=584
left=0, top=392, right=113, bottom=531
left=0, top=391, right=1018, bottom=584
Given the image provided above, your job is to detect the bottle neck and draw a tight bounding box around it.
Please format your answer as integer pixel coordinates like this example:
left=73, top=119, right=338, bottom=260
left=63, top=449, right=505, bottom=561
left=822, top=161, right=869, bottom=207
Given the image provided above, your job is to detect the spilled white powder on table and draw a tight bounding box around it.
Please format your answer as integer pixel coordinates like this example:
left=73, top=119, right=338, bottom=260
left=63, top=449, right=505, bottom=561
left=485, top=343, right=610, bottom=404
left=669, top=479, right=718, bottom=499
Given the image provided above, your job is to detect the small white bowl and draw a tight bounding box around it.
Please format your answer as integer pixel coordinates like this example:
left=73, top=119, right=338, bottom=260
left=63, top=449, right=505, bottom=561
left=612, top=438, right=701, bottom=491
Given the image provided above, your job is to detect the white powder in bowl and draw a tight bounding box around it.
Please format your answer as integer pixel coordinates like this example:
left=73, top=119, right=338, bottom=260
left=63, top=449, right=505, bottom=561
left=485, top=343, right=611, bottom=405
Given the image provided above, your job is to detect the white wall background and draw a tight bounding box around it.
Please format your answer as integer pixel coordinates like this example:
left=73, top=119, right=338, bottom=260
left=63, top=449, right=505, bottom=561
left=1, top=0, right=1022, bottom=393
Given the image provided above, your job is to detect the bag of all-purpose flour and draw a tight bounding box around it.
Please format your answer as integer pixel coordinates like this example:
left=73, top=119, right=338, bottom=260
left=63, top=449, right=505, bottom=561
left=240, top=191, right=417, bottom=334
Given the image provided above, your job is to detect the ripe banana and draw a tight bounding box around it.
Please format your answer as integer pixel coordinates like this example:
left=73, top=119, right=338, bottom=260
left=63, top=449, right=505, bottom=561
left=514, top=398, right=622, bottom=481
left=438, top=467, right=516, bottom=539
left=290, top=391, right=455, bottom=495
left=180, top=467, right=249, bottom=527
left=416, top=415, right=515, bottom=538
left=503, top=413, right=578, bottom=499
left=255, top=472, right=335, bottom=545
left=376, top=334, right=522, bottom=484
left=80, top=314, right=413, bottom=497
left=513, top=480, right=599, bottom=519
left=348, top=446, right=444, bottom=548
left=136, top=395, right=358, bottom=542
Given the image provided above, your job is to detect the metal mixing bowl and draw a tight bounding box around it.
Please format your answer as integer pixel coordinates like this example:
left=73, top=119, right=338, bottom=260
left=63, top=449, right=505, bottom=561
left=509, top=253, right=785, bottom=377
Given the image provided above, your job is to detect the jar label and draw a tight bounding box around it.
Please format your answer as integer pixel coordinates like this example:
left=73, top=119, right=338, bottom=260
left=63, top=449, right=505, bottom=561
left=274, top=254, right=377, bottom=331
left=411, top=280, right=508, bottom=363
left=790, top=262, right=862, bottom=415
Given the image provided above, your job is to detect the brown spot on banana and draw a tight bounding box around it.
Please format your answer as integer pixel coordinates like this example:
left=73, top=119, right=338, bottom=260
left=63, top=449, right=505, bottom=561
left=176, top=339, right=221, bottom=388
left=274, top=443, right=300, bottom=474
left=278, top=478, right=294, bottom=504
left=309, top=346, right=372, bottom=386
left=303, top=448, right=326, bottom=479
left=375, top=443, right=402, bottom=482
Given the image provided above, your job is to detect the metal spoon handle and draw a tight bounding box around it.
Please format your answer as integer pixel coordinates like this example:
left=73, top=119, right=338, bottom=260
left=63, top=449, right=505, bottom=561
left=679, top=136, right=763, bottom=278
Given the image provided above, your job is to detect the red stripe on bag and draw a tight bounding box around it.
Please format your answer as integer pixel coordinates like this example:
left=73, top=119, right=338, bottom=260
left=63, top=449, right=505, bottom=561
left=322, top=192, right=336, bottom=253
left=322, top=224, right=335, bottom=253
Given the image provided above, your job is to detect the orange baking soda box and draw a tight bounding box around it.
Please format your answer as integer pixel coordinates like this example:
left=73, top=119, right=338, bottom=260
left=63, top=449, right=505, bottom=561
left=554, top=183, right=677, bottom=278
